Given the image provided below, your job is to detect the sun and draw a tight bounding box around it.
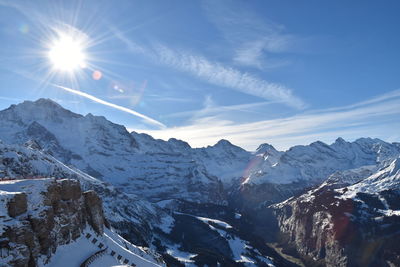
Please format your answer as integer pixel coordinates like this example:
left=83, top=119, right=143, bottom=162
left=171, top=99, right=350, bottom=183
left=48, top=33, right=86, bottom=72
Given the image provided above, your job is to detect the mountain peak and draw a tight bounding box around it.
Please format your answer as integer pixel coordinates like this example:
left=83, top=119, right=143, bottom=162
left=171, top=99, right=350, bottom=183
left=334, top=137, right=346, bottom=144
left=215, top=139, right=233, bottom=147
left=213, top=139, right=243, bottom=151
left=33, top=98, right=62, bottom=107
left=15, top=98, right=65, bottom=112
left=310, top=140, right=329, bottom=147
left=8, top=98, right=83, bottom=120
left=168, top=138, right=191, bottom=149
left=256, top=143, right=278, bottom=154
left=331, top=137, right=350, bottom=148
left=85, top=113, right=108, bottom=123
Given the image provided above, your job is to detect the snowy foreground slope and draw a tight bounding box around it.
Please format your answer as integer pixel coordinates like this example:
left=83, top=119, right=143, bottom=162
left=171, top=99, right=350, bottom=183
left=0, top=178, right=164, bottom=267
left=43, top=228, right=162, bottom=267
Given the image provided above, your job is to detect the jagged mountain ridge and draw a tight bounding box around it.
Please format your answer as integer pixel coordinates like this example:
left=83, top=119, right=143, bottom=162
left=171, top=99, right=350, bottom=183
left=231, top=137, right=400, bottom=210
left=243, top=137, right=400, bottom=185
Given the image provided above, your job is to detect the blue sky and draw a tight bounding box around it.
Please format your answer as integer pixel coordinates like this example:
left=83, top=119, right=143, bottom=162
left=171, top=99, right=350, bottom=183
left=0, top=0, right=399, bottom=150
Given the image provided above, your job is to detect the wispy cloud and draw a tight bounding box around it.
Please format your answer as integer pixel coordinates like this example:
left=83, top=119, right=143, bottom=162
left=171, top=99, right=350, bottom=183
left=53, top=84, right=166, bottom=129
left=233, top=43, right=264, bottom=69
left=147, top=94, right=195, bottom=103
left=108, top=93, right=193, bottom=103
left=110, top=27, right=305, bottom=109
left=311, top=89, right=400, bottom=113
left=202, top=0, right=295, bottom=69
left=233, top=39, right=291, bottom=69
left=138, top=90, right=400, bottom=150
left=165, top=96, right=274, bottom=119
left=152, top=44, right=305, bottom=109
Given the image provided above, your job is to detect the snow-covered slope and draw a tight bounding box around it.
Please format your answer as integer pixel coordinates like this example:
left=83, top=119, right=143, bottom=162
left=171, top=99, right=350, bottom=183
left=339, top=156, right=400, bottom=200
left=41, top=227, right=163, bottom=267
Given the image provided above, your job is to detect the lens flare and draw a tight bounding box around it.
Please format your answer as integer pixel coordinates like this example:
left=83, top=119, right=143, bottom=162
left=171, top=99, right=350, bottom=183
left=92, top=70, right=102, bottom=80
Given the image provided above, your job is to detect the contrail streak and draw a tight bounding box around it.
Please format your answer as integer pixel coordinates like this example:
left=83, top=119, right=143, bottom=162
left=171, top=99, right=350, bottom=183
left=53, top=84, right=166, bottom=129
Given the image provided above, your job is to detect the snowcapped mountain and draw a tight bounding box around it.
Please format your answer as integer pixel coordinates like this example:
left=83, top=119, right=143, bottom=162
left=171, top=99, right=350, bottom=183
left=130, top=132, right=252, bottom=184
left=1, top=98, right=400, bottom=266
left=1, top=99, right=399, bottom=214
left=232, top=137, right=400, bottom=210
left=0, top=99, right=138, bottom=166
left=243, top=137, right=400, bottom=185
left=3, top=99, right=399, bottom=206
left=0, top=99, right=232, bottom=203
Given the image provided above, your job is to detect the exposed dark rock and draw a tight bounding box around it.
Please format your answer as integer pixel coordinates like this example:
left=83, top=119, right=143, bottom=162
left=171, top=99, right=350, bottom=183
left=60, top=179, right=82, bottom=200
left=7, top=193, right=27, bottom=217
left=229, top=181, right=309, bottom=211
left=83, top=190, right=105, bottom=235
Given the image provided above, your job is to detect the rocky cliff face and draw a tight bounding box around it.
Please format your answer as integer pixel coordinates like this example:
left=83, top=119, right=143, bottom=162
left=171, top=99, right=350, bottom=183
left=0, top=178, right=105, bottom=267
left=272, top=159, right=400, bottom=267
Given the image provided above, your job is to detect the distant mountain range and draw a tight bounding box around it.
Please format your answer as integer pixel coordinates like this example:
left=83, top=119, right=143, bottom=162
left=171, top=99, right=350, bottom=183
left=0, top=98, right=399, bottom=267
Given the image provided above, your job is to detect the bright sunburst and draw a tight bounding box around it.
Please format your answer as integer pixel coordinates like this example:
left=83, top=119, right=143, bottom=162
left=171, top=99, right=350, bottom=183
left=48, top=33, right=86, bottom=72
